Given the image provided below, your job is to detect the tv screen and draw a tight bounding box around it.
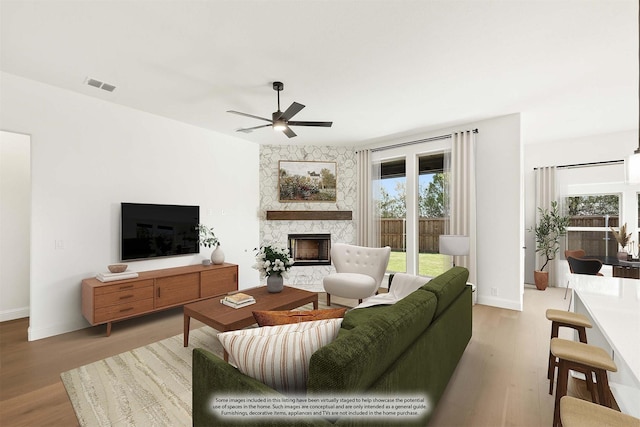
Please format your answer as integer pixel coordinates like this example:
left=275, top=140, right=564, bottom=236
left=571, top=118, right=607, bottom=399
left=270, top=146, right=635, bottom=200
left=121, top=203, right=200, bottom=261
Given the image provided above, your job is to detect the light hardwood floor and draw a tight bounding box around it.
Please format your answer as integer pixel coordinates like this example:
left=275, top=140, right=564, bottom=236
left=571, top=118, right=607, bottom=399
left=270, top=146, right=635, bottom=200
left=0, top=287, right=589, bottom=427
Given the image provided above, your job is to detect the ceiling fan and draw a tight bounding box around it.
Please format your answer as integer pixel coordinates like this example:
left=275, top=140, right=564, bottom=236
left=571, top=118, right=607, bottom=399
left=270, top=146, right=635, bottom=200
left=227, top=81, right=333, bottom=138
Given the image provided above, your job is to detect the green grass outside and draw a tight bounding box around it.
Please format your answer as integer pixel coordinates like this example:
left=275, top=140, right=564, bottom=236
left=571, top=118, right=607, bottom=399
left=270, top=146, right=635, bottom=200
left=387, top=251, right=450, bottom=277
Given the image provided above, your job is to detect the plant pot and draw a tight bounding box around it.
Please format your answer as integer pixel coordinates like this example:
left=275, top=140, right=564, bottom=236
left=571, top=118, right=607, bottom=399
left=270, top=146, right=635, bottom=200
left=617, top=251, right=630, bottom=261
left=266, top=275, right=284, bottom=293
left=534, top=270, right=548, bottom=291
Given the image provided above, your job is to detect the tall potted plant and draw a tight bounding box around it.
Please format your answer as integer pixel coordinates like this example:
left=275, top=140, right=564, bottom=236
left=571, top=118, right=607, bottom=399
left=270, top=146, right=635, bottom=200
left=529, top=201, right=570, bottom=290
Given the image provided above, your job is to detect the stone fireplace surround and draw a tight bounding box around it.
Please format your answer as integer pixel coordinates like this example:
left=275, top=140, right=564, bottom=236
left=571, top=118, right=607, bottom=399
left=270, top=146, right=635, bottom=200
left=259, top=145, right=357, bottom=288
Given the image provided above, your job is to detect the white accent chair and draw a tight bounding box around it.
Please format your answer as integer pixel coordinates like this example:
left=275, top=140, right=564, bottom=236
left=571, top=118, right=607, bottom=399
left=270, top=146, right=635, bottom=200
left=322, top=243, right=391, bottom=306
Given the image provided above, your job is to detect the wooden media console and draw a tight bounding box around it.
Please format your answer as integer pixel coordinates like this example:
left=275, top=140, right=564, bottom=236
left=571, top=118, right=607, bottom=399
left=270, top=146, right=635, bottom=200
left=81, top=263, right=238, bottom=336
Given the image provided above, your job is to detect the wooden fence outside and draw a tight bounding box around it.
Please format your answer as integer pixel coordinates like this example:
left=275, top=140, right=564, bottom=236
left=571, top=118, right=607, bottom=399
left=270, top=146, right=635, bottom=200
left=382, top=215, right=621, bottom=254
left=381, top=218, right=446, bottom=253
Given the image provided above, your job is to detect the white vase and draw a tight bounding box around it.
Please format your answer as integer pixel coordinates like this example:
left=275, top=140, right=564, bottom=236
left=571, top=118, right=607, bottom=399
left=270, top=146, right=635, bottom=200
left=211, top=246, right=225, bottom=264
left=266, top=275, right=284, bottom=293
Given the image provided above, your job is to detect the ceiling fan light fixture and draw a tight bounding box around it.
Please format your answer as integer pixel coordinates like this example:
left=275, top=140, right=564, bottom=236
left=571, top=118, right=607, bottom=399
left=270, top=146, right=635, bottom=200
left=228, top=81, right=331, bottom=138
left=273, top=119, right=286, bottom=131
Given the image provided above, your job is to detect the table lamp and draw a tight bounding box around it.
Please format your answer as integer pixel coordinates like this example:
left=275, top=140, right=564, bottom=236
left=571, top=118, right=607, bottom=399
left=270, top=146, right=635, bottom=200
left=439, top=235, right=470, bottom=267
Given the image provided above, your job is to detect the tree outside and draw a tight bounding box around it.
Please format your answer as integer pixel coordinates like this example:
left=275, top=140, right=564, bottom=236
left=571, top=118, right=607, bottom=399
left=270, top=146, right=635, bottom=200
left=566, top=195, right=619, bottom=216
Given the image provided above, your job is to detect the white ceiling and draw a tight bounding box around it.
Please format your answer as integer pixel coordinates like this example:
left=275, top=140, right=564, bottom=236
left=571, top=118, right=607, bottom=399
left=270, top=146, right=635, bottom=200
left=1, top=0, right=637, bottom=146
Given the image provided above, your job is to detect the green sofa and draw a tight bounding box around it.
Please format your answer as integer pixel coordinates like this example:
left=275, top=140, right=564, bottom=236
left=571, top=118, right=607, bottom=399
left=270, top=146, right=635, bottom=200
left=192, top=266, right=472, bottom=427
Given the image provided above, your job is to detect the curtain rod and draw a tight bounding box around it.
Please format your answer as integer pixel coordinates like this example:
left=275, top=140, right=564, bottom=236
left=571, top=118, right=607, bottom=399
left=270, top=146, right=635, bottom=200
left=370, top=128, right=478, bottom=153
left=533, top=159, right=623, bottom=171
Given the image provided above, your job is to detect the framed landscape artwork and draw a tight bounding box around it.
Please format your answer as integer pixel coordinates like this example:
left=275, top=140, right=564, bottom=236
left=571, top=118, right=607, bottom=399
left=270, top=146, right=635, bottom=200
left=278, top=160, right=337, bottom=202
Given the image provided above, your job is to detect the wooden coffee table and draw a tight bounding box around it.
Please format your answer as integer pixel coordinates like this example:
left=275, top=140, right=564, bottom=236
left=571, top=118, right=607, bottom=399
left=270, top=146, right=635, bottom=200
left=183, top=285, right=319, bottom=351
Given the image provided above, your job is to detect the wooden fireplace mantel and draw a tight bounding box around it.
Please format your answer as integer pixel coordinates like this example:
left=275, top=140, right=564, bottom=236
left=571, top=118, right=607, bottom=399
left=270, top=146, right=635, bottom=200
left=266, top=210, right=352, bottom=221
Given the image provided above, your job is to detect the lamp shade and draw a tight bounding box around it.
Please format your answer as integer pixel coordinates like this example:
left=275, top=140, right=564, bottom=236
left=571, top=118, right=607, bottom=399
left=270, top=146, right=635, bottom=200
left=439, top=235, right=470, bottom=256
left=626, top=151, right=640, bottom=184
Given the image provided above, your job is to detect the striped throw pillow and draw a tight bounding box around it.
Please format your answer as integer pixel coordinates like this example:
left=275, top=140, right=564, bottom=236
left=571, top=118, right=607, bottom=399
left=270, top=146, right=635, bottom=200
left=217, top=318, right=343, bottom=394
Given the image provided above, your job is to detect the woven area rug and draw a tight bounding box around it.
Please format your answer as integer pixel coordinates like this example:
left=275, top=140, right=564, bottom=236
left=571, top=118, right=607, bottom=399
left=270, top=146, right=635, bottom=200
left=61, top=327, right=223, bottom=427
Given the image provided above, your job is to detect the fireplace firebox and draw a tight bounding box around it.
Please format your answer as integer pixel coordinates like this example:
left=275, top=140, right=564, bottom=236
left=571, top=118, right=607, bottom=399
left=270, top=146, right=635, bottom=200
left=288, top=234, right=331, bottom=266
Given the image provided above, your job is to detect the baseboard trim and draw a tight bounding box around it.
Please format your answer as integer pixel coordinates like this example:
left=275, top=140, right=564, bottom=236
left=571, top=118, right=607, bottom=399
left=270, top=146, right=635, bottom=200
left=477, top=295, right=523, bottom=311
left=28, top=318, right=87, bottom=341
left=0, top=306, right=29, bottom=322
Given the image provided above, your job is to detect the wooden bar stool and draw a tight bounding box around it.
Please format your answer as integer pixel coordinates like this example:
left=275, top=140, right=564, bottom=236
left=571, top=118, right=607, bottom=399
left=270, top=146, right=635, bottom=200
left=561, top=396, right=639, bottom=427
left=546, top=309, right=592, bottom=394
left=551, top=338, right=617, bottom=427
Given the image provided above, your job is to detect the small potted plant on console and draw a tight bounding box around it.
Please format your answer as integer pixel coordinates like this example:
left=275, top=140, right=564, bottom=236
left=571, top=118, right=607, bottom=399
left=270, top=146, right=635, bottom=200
left=197, top=224, right=224, bottom=265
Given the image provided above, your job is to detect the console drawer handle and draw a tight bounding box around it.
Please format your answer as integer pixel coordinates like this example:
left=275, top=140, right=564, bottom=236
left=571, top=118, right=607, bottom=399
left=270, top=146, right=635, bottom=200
left=119, top=295, right=134, bottom=300
left=119, top=307, right=134, bottom=313
left=119, top=285, right=134, bottom=290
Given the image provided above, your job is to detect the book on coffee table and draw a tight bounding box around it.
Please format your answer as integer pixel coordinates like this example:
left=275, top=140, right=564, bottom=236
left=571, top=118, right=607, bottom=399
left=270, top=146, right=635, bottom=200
left=220, top=292, right=256, bottom=309
left=224, top=292, right=254, bottom=304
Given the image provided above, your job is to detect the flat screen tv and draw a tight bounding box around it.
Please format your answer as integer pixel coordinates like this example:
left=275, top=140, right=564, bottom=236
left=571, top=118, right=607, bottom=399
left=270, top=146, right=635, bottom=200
left=121, top=203, right=200, bottom=261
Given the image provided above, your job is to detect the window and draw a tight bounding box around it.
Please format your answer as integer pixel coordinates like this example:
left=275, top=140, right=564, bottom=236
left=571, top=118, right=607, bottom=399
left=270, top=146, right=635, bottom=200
left=564, top=194, right=620, bottom=258
left=377, top=153, right=450, bottom=276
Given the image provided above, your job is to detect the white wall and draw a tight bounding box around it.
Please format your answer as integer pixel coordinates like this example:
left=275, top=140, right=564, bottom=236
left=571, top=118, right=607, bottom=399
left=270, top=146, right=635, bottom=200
left=0, top=72, right=261, bottom=340
left=0, top=131, right=31, bottom=321
left=472, top=114, right=523, bottom=310
left=524, top=130, right=639, bottom=285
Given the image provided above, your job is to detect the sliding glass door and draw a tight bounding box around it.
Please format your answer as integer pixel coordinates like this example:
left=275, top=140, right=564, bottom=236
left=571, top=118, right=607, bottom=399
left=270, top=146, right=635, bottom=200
left=373, top=140, right=452, bottom=277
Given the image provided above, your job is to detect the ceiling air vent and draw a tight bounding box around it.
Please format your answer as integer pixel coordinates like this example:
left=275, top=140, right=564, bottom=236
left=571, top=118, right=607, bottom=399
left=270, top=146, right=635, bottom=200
left=85, top=77, right=116, bottom=92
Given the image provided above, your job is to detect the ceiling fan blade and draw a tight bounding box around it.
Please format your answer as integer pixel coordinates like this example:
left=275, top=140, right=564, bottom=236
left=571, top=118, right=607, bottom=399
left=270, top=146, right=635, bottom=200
left=282, top=126, right=297, bottom=138
left=279, top=102, right=305, bottom=121
left=227, top=110, right=272, bottom=123
left=236, top=124, right=271, bottom=133
left=287, top=121, right=333, bottom=127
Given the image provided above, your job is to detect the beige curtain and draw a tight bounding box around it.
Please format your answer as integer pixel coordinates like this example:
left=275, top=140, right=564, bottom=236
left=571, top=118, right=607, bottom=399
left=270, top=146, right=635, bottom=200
left=356, top=150, right=380, bottom=247
left=535, top=166, right=558, bottom=285
left=450, top=131, right=477, bottom=285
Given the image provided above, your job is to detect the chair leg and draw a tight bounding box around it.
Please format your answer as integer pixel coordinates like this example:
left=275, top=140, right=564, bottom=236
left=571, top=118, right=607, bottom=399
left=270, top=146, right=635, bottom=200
left=594, top=368, right=612, bottom=408
left=548, top=322, right=560, bottom=389
left=548, top=354, right=556, bottom=394
left=554, top=359, right=570, bottom=427
left=564, top=280, right=570, bottom=300
left=584, top=371, right=597, bottom=404
left=326, top=293, right=331, bottom=306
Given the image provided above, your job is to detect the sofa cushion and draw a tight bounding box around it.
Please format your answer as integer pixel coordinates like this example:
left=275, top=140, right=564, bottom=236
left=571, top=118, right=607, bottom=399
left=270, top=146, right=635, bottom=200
left=421, top=266, right=470, bottom=317
left=308, top=290, right=438, bottom=391
left=253, top=307, right=347, bottom=327
left=342, top=284, right=437, bottom=330
left=217, top=318, right=342, bottom=394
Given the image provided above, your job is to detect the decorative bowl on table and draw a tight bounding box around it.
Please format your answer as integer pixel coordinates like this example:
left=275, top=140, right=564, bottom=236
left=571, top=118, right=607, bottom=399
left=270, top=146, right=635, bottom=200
left=108, top=264, right=128, bottom=273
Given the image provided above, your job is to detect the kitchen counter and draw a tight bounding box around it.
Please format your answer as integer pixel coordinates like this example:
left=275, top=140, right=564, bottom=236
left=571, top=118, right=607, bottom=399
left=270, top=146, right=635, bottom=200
left=571, top=275, right=640, bottom=417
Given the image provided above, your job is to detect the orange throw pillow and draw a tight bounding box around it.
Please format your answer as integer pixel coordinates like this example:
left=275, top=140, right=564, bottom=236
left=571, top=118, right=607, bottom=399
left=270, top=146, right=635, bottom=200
left=253, top=308, right=347, bottom=327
